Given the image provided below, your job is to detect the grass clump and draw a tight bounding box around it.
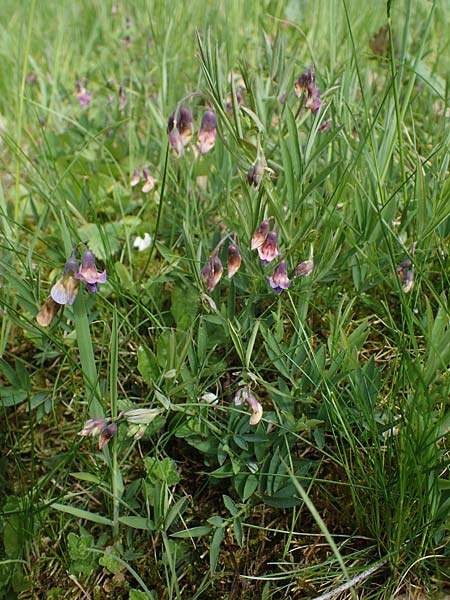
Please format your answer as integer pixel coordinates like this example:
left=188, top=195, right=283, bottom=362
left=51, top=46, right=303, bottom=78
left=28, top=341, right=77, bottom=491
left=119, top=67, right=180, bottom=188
left=0, top=1, right=449, bottom=599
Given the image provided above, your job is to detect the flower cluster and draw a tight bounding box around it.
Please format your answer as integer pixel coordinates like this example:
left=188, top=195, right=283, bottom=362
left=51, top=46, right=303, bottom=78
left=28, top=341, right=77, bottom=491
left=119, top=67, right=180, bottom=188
left=78, top=407, right=164, bottom=449
left=36, top=246, right=107, bottom=327
left=130, top=167, right=155, bottom=193
left=234, top=386, right=263, bottom=425
left=79, top=418, right=117, bottom=450
left=250, top=219, right=314, bottom=295
left=294, top=64, right=321, bottom=115
left=167, top=105, right=217, bottom=156
left=201, top=232, right=241, bottom=293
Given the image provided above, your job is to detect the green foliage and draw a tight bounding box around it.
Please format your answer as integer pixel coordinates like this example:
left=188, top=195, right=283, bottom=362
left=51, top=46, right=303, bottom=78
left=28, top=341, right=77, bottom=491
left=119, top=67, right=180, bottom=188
left=0, top=0, right=449, bottom=598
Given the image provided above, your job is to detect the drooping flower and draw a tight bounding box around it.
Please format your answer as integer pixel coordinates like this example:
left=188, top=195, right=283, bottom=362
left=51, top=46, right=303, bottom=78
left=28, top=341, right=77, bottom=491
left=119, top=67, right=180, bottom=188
left=402, top=269, right=414, bottom=293
left=250, top=219, right=270, bottom=250
left=268, top=260, right=291, bottom=294
left=75, top=249, right=107, bottom=289
left=227, top=243, right=241, bottom=278
left=167, top=112, right=185, bottom=156
left=98, top=423, right=118, bottom=450
left=178, top=107, right=194, bottom=146
left=130, top=169, right=140, bottom=187
left=197, top=110, right=217, bottom=154
left=79, top=418, right=107, bottom=437
left=118, top=85, right=128, bottom=112
left=234, top=387, right=263, bottom=425
left=247, top=159, right=265, bottom=188
left=50, top=255, right=80, bottom=306
left=75, top=81, right=91, bottom=107
left=36, top=297, right=62, bottom=327
left=201, top=253, right=223, bottom=292
left=294, top=65, right=321, bottom=114
left=133, top=233, right=152, bottom=251
left=258, top=230, right=280, bottom=265
left=294, top=258, right=314, bottom=278
left=142, top=167, right=155, bottom=193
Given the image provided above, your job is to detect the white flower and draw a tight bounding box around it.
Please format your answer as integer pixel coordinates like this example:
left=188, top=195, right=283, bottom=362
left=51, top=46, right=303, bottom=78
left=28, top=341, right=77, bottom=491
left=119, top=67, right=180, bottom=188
left=200, top=392, right=218, bottom=404
left=133, top=233, right=152, bottom=251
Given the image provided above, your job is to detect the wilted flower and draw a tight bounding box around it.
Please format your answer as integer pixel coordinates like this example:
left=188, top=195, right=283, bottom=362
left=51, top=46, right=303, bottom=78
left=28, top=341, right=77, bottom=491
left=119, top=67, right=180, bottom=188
left=267, top=260, right=291, bottom=294
left=294, top=258, right=314, bottom=278
left=319, top=119, right=332, bottom=132
left=167, top=113, right=185, bottom=156
left=79, top=418, right=107, bottom=437
left=250, top=219, right=270, bottom=250
left=397, top=243, right=416, bottom=293
left=226, top=86, right=244, bottom=112
left=227, top=243, right=241, bottom=278
left=75, top=81, right=91, bottom=107
left=197, top=110, right=217, bottom=154
left=234, top=387, right=263, bottom=425
left=118, top=85, right=128, bottom=111
left=130, top=169, right=140, bottom=187
left=75, top=249, right=107, bottom=289
left=294, top=65, right=321, bottom=114
left=308, top=87, right=322, bottom=114
left=50, top=255, right=80, bottom=306
left=294, top=65, right=316, bottom=97
left=247, top=159, right=265, bottom=188
left=178, top=107, right=194, bottom=146
left=167, top=107, right=193, bottom=155
left=36, top=297, right=62, bottom=327
left=142, top=167, right=155, bottom=193
left=401, top=266, right=414, bottom=293
left=98, top=423, right=118, bottom=450
left=258, top=230, right=280, bottom=265
left=133, top=233, right=152, bottom=251
left=201, top=253, right=223, bottom=292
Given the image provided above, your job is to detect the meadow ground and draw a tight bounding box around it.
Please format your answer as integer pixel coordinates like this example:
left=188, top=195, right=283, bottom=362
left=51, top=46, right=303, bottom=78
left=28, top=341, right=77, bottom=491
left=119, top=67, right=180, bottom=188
left=0, top=0, right=449, bottom=598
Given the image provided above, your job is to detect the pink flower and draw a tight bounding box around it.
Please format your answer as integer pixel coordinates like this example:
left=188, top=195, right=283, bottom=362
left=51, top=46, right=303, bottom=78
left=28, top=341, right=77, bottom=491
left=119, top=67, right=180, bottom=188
left=75, top=81, right=91, bottom=107
left=201, top=254, right=223, bottom=292
left=227, top=243, right=241, bottom=278
left=234, top=387, right=263, bottom=425
left=294, top=259, right=314, bottom=278
left=75, top=249, right=107, bottom=291
left=267, top=261, right=291, bottom=294
left=250, top=219, right=270, bottom=250
left=141, top=168, right=155, bottom=193
left=197, top=110, right=217, bottom=154
left=257, top=230, right=280, bottom=265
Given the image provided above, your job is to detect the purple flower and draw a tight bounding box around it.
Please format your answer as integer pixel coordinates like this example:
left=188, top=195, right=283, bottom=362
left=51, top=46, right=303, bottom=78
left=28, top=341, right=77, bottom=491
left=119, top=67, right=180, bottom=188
left=267, top=260, right=291, bottom=294
left=201, top=253, right=223, bottom=292
left=178, top=107, right=194, bottom=146
left=197, top=110, right=217, bottom=154
left=75, top=249, right=107, bottom=288
left=167, top=107, right=193, bottom=155
left=98, top=423, right=118, bottom=450
left=294, top=65, right=316, bottom=97
left=75, top=81, right=91, bottom=107
left=258, top=230, right=280, bottom=265
left=294, top=259, right=314, bottom=278
left=250, top=219, right=270, bottom=250
left=79, top=418, right=107, bottom=437
left=227, top=243, right=241, bottom=278
left=50, top=255, right=80, bottom=306
left=294, top=65, right=321, bottom=114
